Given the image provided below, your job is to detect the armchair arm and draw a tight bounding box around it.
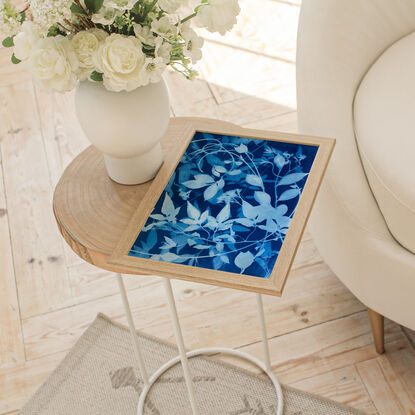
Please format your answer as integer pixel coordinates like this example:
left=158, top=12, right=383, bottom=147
left=297, top=0, right=415, bottom=236
left=296, top=0, right=415, bottom=329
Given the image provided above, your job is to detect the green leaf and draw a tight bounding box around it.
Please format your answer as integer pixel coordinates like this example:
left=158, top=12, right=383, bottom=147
left=2, top=36, right=14, bottom=48
left=145, top=0, right=158, bottom=14
left=90, top=71, right=103, bottom=82
left=70, top=2, right=87, bottom=15
left=84, top=0, right=103, bottom=14
left=47, top=27, right=58, bottom=37
left=19, top=12, right=26, bottom=23
left=131, top=0, right=142, bottom=15
left=11, top=53, right=21, bottom=64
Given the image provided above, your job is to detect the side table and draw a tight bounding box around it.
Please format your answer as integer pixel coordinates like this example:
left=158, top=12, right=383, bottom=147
left=54, top=117, right=328, bottom=415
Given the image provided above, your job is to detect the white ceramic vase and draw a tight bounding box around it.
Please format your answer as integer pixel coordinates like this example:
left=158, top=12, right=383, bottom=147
left=75, top=78, right=170, bottom=185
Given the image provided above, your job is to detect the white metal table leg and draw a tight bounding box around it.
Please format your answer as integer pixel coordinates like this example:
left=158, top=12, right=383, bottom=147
left=256, top=293, right=271, bottom=372
left=134, top=283, right=283, bottom=415
left=117, top=275, right=149, bottom=386
left=163, top=277, right=200, bottom=415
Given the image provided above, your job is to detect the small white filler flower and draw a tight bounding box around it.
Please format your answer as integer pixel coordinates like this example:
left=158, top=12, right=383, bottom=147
left=140, top=56, right=166, bottom=84
left=30, top=0, right=73, bottom=35
left=158, top=0, right=188, bottom=13
left=196, top=0, right=240, bottom=35
left=181, top=24, right=203, bottom=62
left=133, top=23, right=156, bottom=46
left=0, top=0, right=20, bottom=38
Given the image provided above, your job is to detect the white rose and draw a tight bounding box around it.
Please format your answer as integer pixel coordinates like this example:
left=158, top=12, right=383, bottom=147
left=181, top=24, right=203, bottom=62
left=196, top=0, right=240, bottom=35
left=30, top=36, right=79, bottom=93
left=158, top=0, right=188, bottom=13
left=13, top=21, right=40, bottom=62
left=94, top=34, right=145, bottom=92
left=72, top=28, right=108, bottom=80
left=139, top=57, right=166, bottom=85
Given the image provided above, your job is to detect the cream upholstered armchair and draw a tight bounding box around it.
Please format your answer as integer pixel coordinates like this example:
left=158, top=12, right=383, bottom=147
left=296, top=0, right=415, bottom=353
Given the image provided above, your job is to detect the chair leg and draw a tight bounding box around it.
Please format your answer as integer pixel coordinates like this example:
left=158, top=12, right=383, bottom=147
left=367, top=307, right=385, bottom=354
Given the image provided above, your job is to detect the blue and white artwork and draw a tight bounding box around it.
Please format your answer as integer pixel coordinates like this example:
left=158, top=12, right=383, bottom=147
left=129, top=132, right=318, bottom=279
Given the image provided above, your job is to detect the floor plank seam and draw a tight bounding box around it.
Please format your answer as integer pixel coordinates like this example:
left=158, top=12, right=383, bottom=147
left=240, top=110, right=298, bottom=128
left=20, top=278, right=164, bottom=321
left=32, top=82, right=75, bottom=308
left=233, top=309, right=368, bottom=354
left=285, top=361, right=357, bottom=387
left=204, top=80, right=221, bottom=106
left=0, top=153, right=26, bottom=363
left=270, top=0, right=300, bottom=7
left=354, top=362, right=380, bottom=415
left=376, top=358, right=407, bottom=415
left=202, top=37, right=296, bottom=65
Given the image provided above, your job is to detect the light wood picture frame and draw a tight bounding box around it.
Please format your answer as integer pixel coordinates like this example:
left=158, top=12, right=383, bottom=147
left=109, top=120, right=335, bottom=296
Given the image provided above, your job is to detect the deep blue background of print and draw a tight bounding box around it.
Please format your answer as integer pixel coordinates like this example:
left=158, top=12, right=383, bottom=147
left=129, top=132, right=318, bottom=278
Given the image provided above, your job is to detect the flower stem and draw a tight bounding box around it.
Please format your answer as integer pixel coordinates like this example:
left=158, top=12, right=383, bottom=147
left=77, top=14, right=94, bottom=29
left=180, top=12, right=197, bottom=25
left=74, top=0, right=89, bottom=16
left=58, top=22, right=74, bottom=34
left=63, top=18, right=82, bottom=33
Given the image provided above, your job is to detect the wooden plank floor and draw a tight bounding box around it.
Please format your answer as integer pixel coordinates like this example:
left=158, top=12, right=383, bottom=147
left=0, top=1, right=414, bottom=414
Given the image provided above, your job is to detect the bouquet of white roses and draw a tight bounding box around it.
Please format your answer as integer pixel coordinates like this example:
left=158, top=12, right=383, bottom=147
left=0, top=0, right=240, bottom=92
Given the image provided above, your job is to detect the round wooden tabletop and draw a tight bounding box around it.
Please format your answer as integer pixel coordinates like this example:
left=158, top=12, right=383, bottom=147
left=53, top=117, right=237, bottom=274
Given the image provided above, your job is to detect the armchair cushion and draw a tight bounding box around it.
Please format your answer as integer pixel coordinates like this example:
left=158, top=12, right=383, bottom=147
left=354, top=32, right=415, bottom=254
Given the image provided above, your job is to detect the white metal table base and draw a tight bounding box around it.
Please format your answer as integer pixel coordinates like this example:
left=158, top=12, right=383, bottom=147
left=117, top=276, right=284, bottom=415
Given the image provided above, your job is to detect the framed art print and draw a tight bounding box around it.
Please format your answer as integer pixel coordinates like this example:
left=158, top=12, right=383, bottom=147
left=109, top=121, right=335, bottom=296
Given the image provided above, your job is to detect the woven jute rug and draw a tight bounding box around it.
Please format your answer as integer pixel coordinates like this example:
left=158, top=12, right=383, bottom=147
left=18, top=314, right=365, bottom=415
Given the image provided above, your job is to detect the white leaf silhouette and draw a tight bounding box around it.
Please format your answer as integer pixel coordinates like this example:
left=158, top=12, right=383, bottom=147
left=220, top=255, right=230, bottom=264
left=278, top=172, right=308, bottom=186
left=229, top=169, right=242, bottom=176
left=254, top=191, right=271, bottom=206
left=217, top=204, right=230, bottom=223
left=161, top=193, right=175, bottom=216
left=187, top=201, right=200, bottom=220
left=183, top=174, right=214, bottom=189
left=235, top=144, right=248, bottom=153
left=279, top=188, right=300, bottom=201
left=246, top=174, right=263, bottom=187
left=274, top=154, right=286, bottom=168
left=161, top=252, right=179, bottom=261
left=242, top=201, right=257, bottom=219
left=214, top=165, right=226, bottom=173
left=235, top=251, right=254, bottom=272
left=235, top=218, right=253, bottom=227
left=276, top=204, right=288, bottom=216
left=164, top=236, right=176, bottom=247
left=204, top=183, right=218, bottom=200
